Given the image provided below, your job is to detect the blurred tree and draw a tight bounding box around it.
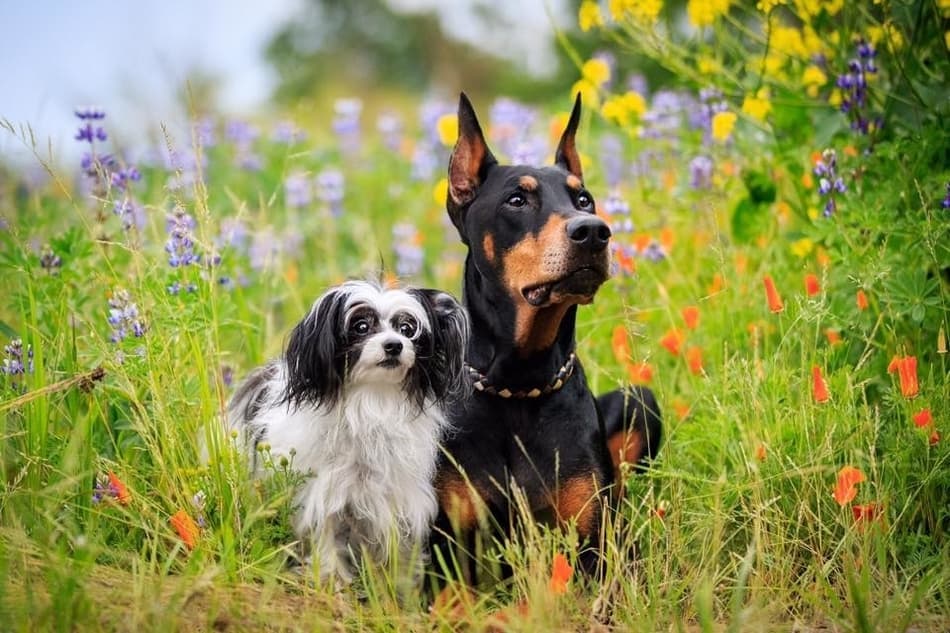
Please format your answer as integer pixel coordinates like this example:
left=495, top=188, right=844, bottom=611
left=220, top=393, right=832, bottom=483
left=264, top=0, right=578, bottom=103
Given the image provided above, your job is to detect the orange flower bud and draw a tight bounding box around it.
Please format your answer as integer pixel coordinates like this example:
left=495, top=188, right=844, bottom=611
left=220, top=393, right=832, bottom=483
left=763, top=275, right=784, bottom=313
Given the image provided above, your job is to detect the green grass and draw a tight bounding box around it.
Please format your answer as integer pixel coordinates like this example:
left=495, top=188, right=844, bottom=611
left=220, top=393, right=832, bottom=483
left=1, top=78, right=948, bottom=631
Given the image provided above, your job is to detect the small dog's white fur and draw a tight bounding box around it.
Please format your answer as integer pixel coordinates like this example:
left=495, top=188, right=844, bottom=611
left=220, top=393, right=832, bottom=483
left=225, top=280, right=468, bottom=583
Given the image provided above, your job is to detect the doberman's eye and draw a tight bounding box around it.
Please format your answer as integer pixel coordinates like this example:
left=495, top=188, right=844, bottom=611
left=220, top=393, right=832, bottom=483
left=506, top=193, right=527, bottom=208
left=577, top=191, right=593, bottom=209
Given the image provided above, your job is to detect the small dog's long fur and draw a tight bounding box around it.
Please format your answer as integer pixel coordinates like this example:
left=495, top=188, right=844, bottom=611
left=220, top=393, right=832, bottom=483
left=226, top=280, right=469, bottom=582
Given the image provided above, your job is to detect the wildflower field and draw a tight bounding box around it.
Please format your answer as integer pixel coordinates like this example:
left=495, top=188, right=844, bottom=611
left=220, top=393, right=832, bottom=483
left=2, top=1, right=948, bottom=631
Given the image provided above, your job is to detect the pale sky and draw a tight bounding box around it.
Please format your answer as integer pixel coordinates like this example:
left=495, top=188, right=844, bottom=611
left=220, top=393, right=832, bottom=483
left=0, top=0, right=566, bottom=166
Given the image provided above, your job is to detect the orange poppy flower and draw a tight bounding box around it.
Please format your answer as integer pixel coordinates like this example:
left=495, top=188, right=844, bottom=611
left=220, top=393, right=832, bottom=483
left=686, top=346, right=703, bottom=375
left=888, top=355, right=919, bottom=399
left=549, top=553, right=573, bottom=595
left=653, top=500, right=668, bottom=519
left=611, top=325, right=630, bottom=365
left=812, top=366, right=830, bottom=403
left=682, top=305, right=700, bottom=330
left=108, top=471, right=131, bottom=506
left=912, top=408, right=932, bottom=428
left=929, top=430, right=940, bottom=446
left=804, top=273, right=820, bottom=297
left=832, top=466, right=865, bottom=506
left=763, top=275, right=784, bottom=313
left=856, top=289, right=869, bottom=311
left=707, top=273, right=724, bottom=295
left=671, top=399, right=691, bottom=420
left=660, top=328, right=685, bottom=356
left=825, top=329, right=842, bottom=346
left=627, top=361, right=653, bottom=385
left=615, top=247, right=636, bottom=274
left=170, top=510, right=200, bottom=550
left=754, top=443, right=767, bottom=462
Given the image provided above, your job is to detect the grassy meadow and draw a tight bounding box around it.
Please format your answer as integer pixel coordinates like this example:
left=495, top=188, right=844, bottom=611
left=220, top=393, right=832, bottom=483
left=2, top=1, right=949, bottom=631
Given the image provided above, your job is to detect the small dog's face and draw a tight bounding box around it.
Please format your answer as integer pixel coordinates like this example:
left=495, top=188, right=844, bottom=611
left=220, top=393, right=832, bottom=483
left=446, top=94, right=611, bottom=311
left=283, top=280, right=469, bottom=412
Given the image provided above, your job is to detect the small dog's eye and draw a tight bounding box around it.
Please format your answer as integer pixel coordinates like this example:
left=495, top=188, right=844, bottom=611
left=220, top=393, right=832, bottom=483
left=398, top=320, right=417, bottom=338
left=506, top=193, right=526, bottom=208
left=352, top=319, right=371, bottom=335
left=577, top=192, right=593, bottom=209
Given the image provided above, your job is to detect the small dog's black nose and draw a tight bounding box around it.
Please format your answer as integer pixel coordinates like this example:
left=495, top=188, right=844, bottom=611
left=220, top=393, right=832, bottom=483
left=566, top=215, right=611, bottom=252
left=383, top=340, right=403, bottom=357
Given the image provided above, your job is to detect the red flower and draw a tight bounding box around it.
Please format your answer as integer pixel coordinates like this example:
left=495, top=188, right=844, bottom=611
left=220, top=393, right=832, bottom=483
left=912, top=408, right=932, bottom=428
left=833, top=466, right=866, bottom=506
left=929, top=430, right=940, bottom=446
left=804, top=273, right=820, bottom=297
left=763, top=275, right=784, bottom=313
left=653, top=501, right=668, bottom=519
left=682, top=305, right=700, bottom=330
left=888, top=355, right=919, bottom=399
left=170, top=510, right=200, bottom=550
left=660, top=328, right=685, bottom=356
left=549, top=553, right=573, bottom=595
left=812, top=366, right=830, bottom=404
left=686, top=346, right=704, bottom=375
left=755, top=443, right=767, bottom=462
left=108, top=471, right=131, bottom=506
left=825, top=329, right=842, bottom=346
left=627, top=361, right=653, bottom=385
left=856, top=289, right=869, bottom=311
left=851, top=503, right=881, bottom=522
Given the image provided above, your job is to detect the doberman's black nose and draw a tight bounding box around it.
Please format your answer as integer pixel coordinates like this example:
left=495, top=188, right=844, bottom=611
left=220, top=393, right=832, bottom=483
left=566, top=215, right=611, bottom=252
left=383, top=340, right=404, bottom=357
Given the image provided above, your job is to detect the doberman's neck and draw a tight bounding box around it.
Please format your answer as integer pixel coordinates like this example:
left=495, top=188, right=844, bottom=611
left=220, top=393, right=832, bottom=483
left=463, top=256, right=577, bottom=391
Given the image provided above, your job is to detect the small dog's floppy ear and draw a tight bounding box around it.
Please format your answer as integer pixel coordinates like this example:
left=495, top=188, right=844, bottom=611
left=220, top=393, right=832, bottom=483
left=447, top=93, right=497, bottom=243
left=283, top=287, right=347, bottom=411
left=412, top=288, right=470, bottom=405
left=554, top=93, right=583, bottom=180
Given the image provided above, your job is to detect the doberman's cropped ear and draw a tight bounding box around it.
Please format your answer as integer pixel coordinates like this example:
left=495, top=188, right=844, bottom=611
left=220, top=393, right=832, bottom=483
left=554, top=93, right=583, bottom=180
left=448, top=93, right=497, bottom=242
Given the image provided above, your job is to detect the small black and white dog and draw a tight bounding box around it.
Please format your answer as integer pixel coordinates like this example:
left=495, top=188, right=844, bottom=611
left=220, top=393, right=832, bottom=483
left=226, top=280, right=469, bottom=583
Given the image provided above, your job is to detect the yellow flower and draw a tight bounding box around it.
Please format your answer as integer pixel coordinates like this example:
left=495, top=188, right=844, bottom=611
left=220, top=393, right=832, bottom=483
left=756, top=0, right=784, bottom=11
left=433, top=178, right=448, bottom=206
left=687, top=0, right=731, bottom=27
left=711, top=111, right=737, bottom=142
left=601, top=91, right=648, bottom=127
left=436, top=114, right=458, bottom=147
left=828, top=88, right=842, bottom=108
left=802, top=64, right=827, bottom=98
left=790, top=238, right=814, bottom=258
left=942, top=0, right=950, bottom=15
left=741, top=89, right=772, bottom=121
left=946, top=30, right=950, bottom=50
left=582, top=58, right=611, bottom=86
left=609, top=0, right=663, bottom=24
left=578, top=0, right=605, bottom=32
left=697, top=56, right=720, bottom=74
left=794, top=0, right=842, bottom=17
left=772, top=26, right=808, bottom=60
left=571, top=79, right=601, bottom=109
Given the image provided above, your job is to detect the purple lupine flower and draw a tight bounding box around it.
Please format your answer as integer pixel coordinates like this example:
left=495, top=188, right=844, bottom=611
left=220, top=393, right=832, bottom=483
left=489, top=98, right=537, bottom=161
left=1, top=338, right=33, bottom=388
left=641, top=239, right=667, bottom=262
left=508, top=136, right=547, bottom=167
left=226, top=120, right=259, bottom=146
left=272, top=120, right=306, bottom=145
left=600, top=135, right=625, bottom=189
left=75, top=106, right=108, bottom=144
left=217, top=217, right=249, bottom=252
left=284, top=171, right=312, bottom=208
left=194, top=117, right=217, bottom=148
left=942, top=183, right=950, bottom=209
left=221, top=365, right=234, bottom=388
left=249, top=228, right=280, bottom=271
left=411, top=143, right=438, bottom=181
left=113, top=199, right=146, bottom=231
left=602, top=189, right=633, bottom=235
left=315, top=169, right=344, bottom=217
left=689, top=156, right=714, bottom=189
left=813, top=148, right=845, bottom=216
left=332, top=98, right=363, bottom=156
left=107, top=289, right=146, bottom=342
left=393, top=223, right=424, bottom=277
left=110, top=166, right=141, bottom=192
left=642, top=90, right=690, bottom=140
left=165, top=207, right=201, bottom=267
left=419, top=98, right=454, bottom=145
left=40, top=245, right=62, bottom=273
left=627, top=73, right=649, bottom=98
left=377, top=112, right=404, bottom=153
left=836, top=39, right=879, bottom=136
